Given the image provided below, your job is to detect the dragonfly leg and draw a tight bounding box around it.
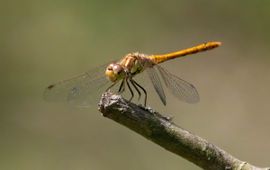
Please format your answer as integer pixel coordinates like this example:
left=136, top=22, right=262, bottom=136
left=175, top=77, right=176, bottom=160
left=132, top=79, right=147, bottom=106
left=105, top=82, right=117, bottom=92
left=130, top=78, right=141, bottom=101
left=118, top=79, right=125, bottom=94
left=126, top=78, right=134, bottom=102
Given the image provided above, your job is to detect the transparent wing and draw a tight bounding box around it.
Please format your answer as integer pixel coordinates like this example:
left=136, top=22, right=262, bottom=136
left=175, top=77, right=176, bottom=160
left=155, top=65, right=200, bottom=103
left=146, top=67, right=166, bottom=105
left=43, top=64, right=110, bottom=106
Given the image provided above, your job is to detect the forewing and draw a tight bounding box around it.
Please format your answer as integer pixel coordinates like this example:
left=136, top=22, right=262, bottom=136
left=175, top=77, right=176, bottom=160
left=156, top=65, right=199, bottom=103
left=146, top=67, right=166, bottom=105
left=43, top=64, right=109, bottom=106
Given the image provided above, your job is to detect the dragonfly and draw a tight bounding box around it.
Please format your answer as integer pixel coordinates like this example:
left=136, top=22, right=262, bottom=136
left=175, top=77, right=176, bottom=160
left=44, top=41, right=221, bottom=106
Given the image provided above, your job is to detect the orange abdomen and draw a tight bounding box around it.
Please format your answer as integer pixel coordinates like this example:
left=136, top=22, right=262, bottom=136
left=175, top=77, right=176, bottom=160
left=148, top=41, right=221, bottom=64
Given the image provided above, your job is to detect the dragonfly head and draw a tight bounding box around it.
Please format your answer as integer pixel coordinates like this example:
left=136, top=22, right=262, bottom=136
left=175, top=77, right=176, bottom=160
left=105, top=63, right=125, bottom=82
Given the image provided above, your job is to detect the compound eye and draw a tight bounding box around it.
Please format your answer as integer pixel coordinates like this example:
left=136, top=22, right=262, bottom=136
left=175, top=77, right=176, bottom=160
left=113, top=64, right=124, bottom=75
left=105, top=64, right=124, bottom=82
left=106, top=65, right=113, bottom=71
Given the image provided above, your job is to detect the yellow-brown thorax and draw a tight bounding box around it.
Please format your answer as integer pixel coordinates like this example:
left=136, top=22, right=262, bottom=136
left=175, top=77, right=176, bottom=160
left=105, top=53, right=153, bottom=82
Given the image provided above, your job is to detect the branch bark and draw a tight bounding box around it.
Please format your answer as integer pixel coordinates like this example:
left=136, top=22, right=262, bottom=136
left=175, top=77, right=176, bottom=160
left=98, top=92, right=269, bottom=170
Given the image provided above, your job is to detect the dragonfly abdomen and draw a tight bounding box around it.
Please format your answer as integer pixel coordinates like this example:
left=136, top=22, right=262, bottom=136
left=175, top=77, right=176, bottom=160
left=148, top=41, right=221, bottom=64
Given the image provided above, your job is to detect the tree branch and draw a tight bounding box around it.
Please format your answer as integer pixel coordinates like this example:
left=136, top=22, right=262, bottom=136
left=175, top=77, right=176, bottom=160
left=98, top=92, right=269, bottom=170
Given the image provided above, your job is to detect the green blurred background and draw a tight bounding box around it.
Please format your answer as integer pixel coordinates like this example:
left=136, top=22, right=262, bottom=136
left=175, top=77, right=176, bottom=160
left=1, top=0, right=270, bottom=169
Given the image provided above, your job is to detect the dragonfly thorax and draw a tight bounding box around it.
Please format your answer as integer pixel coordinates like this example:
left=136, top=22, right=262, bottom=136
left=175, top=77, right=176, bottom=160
left=120, top=53, right=152, bottom=74
left=105, top=53, right=152, bottom=82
